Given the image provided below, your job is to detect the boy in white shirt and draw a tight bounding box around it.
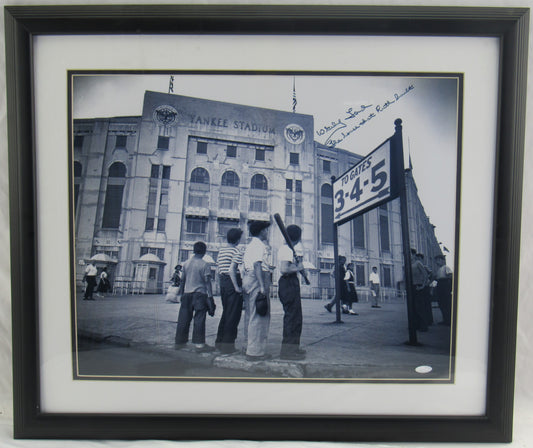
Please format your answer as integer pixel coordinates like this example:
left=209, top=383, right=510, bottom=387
left=83, top=262, right=98, bottom=301
left=277, top=225, right=307, bottom=360
left=369, top=266, right=381, bottom=308
left=242, top=221, right=271, bottom=361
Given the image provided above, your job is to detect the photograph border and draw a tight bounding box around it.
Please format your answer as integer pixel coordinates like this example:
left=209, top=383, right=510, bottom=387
left=5, top=5, right=529, bottom=442
left=68, top=69, right=461, bottom=385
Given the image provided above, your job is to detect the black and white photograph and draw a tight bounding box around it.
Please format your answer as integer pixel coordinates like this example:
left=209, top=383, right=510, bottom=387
left=4, top=4, right=531, bottom=444
left=71, top=73, right=460, bottom=382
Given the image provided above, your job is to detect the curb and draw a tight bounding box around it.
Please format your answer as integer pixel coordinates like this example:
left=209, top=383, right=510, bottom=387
left=77, top=329, right=131, bottom=348
left=76, top=334, right=449, bottom=379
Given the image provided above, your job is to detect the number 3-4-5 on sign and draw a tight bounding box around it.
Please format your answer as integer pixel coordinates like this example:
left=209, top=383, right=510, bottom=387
left=332, top=139, right=394, bottom=224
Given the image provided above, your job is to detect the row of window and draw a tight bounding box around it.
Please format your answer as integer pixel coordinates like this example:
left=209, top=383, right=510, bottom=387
left=189, top=168, right=266, bottom=189
left=188, top=167, right=304, bottom=193
left=75, top=135, right=335, bottom=178
left=76, top=134, right=129, bottom=151
left=188, top=193, right=269, bottom=212
left=75, top=134, right=165, bottom=152
left=74, top=158, right=390, bottom=252
left=74, top=160, right=126, bottom=179
left=140, top=246, right=165, bottom=260
left=186, top=168, right=305, bottom=215
left=75, top=135, right=336, bottom=173
left=195, top=140, right=301, bottom=165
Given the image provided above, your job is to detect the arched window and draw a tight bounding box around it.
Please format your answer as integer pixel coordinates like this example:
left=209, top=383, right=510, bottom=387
left=221, top=171, right=240, bottom=188
left=109, top=162, right=126, bottom=177
left=102, top=162, right=126, bottom=229
left=321, top=184, right=333, bottom=198
left=74, top=161, right=82, bottom=214
left=220, top=171, right=240, bottom=210
left=251, top=173, right=268, bottom=190
left=190, top=167, right=210, bottom=184
left=189, top=167, right=210, bottom=208
left=249, top=174, right=268, bottom=212
left=320, top=183, right=333, bottom=244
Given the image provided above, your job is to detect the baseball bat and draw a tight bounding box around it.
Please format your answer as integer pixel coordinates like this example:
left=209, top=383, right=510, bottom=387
left=273, top=213, right=310, bottom=285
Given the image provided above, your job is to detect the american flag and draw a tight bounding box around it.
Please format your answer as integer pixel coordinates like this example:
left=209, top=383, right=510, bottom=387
left=169, top=75, right=174, bottom=93
left=292, top=77, right=297, bottom=113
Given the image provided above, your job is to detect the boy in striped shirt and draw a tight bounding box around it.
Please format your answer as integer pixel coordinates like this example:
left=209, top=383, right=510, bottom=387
left=215, top=228, right=244, bottom=354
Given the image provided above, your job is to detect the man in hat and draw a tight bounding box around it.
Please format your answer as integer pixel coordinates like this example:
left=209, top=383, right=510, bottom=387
left=242, top=221, right=271, bottom=361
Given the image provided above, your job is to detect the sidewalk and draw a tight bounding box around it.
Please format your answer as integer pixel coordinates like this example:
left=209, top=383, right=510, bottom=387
left=75, top=293, right=453, bottom=380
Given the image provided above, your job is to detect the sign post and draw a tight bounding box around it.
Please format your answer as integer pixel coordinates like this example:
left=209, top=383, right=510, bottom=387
left=392, top=119, right=418, bottom=345
left=331, top=176, right=343, bottom=324
left=331, top=119, right=417, bottom=344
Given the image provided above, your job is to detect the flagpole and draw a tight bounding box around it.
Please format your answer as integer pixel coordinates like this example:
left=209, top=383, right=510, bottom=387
left=168, top=75, right=174, bottom=94
left=292, top=77, right=297, bottom=113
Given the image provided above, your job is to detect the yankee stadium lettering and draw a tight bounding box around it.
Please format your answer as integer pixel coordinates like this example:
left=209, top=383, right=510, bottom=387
left=189, top=114, right=276, bottom=135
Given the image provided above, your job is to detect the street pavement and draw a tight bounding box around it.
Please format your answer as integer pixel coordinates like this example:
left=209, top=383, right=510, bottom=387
left=75, top=292, right=453, bottom=380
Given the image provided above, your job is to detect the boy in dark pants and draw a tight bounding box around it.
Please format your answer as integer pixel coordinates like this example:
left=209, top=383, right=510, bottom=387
left=277, top=225, right=307, bottom=360
left=175, top=241, right=216, bottom=352
left=215, top=228, right=244, bottom=354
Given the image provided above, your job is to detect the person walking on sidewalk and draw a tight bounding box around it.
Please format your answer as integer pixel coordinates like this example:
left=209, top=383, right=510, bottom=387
left=242, top=221, right=272, bottom=361
left=324, top=256, right=356, bottom=314
left=96, top=266, right=110, bottom=298
left=174, top=242, right=216, bottom=353
left=83, top=262, right=98, bottom=301
left=215, top=228, right=244, bottom=354
left=369, top=266, right=381, bottom=308
left=344, top=263, right=359, bottom=314
left=170, top=265, right=182, bottom=290
left=277, top=224, right=307, bottom=360
left=166, top=265, right=182, bottom=303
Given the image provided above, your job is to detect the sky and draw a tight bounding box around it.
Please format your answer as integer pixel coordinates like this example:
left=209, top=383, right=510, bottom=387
left=73, top=73, right=459, bottom=266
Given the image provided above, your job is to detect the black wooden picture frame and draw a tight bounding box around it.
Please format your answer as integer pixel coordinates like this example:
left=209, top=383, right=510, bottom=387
left=5, top=5, right=529, bottom=442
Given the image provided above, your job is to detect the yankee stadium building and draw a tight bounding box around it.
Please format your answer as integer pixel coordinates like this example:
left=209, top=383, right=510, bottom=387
left=73, top=90, right=444, bottom=299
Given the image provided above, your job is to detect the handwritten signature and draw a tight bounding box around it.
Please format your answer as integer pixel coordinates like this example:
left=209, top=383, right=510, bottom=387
left=316, top=84, right=415, bottom=148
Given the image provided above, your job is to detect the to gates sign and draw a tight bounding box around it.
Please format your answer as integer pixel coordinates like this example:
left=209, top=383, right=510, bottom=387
left=333, top=140, right=394, bottom=224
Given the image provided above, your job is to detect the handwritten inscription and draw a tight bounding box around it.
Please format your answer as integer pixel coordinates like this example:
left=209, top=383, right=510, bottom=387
left=316, top=85, right=415, bottom=148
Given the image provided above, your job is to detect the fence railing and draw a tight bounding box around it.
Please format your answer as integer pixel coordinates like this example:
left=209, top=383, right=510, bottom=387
left=299, top=287, right=406, bottom=302
left=80, top=276, right=407, bottom=303
left=111, top=280, right=170, bottom=295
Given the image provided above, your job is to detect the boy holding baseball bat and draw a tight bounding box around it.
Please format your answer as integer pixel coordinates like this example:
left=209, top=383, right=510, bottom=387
left=277, top=224, right=307, bottom=360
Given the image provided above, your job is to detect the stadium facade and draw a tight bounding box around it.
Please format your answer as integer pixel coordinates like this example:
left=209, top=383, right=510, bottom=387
left=73, top=90, right=444, bottom=299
